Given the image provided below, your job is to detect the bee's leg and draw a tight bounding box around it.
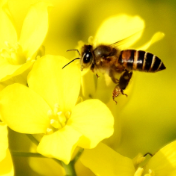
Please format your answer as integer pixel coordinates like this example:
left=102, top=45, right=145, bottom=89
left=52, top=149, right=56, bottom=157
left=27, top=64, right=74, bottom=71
left=112, top=93, right=117, bottom=104
left=112, top=85, right=121, bottom=104
left=121, top=89, right=128, bottom=97
left=113, top=97, right=117, bottom=105
left=96, top=74, right=99, bottom=78
left=118, top=70, right=133, bottom=97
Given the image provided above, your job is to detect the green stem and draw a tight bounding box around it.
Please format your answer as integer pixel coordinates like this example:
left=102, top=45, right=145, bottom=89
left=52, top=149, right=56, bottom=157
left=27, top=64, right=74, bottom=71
left=11, top=151, right=62, bottom=165
left=12, top=151, right=77, bottom=175
left=73, top=148, right=84, bottom=164
left=62, top=160, right=77, bottom=176
left=26, top=134, right=39, bottom=145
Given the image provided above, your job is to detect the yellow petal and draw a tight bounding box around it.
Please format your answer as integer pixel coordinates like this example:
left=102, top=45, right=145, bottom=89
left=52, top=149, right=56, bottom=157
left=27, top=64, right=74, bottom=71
left=144, top=140, right=176, bottom=176
left=0, top=0, right=17, bottom=48
left=0, top=122, right=8, bottom=161
left=0, top=58, right=21, bottom=81
left=80, top=143, right=135, bottom=176
left=37, top=125, right=81, bottom=164
left=94, top=14, right=145, bottom=48
left=0, top=150, right=14, bottom=176
left=81, top=70, right=96, bottom=99
left=0, top=83, right=50, bottom=133
left=0, top=123, right=13, bottom=176
left=68, top=99, right=114, bottom=148
left=28, top=55, right=81, bottom=111
left=19, top=2, right=52, bottom=58
left=0, top=58, right=34, bottom=82
left=137, top=32, right=165, bottom=50
left=0, top=67, right=30, bottom=91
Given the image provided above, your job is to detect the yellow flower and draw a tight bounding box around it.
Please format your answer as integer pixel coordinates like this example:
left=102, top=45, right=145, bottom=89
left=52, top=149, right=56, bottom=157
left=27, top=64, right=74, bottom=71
left=80, top=141, right=176, bottom=176
left=0, top=122, right=14, bottom=176
left=0, top=55, right=114, bottom=164
left=0, top=0, right=50, bottom=82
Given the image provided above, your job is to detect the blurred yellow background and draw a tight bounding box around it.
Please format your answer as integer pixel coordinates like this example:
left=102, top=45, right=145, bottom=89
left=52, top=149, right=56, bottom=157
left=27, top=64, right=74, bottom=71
left=6, top=0, right=176, bottom=175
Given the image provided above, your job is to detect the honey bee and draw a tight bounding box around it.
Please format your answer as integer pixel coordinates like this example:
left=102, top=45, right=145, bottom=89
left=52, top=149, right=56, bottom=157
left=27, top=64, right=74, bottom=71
left=63, top=42, right=166, bottom=103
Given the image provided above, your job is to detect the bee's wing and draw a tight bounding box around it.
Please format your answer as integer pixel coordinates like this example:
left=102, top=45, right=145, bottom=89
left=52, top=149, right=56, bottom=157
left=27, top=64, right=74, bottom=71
left=110, top=31, right=143, bottom=50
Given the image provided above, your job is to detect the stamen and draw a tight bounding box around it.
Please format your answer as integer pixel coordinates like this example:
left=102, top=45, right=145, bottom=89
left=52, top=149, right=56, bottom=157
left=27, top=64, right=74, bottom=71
left=46, top=128, right=53, bottom=135
left=5, top=41, right=11, bottom=48
left=54, top=103, right=59, bottom=115
left=46, top=106, right=72, bottom=134
left=58, top=114, right=66, bottom=126
left=11, top=52, right=16, bottom=60
left=148, top=169, right=154, bottom=174
left=134, top=167, right=144, bottom=176
left=50, top=119, right=60, bottom=129
left=1, top=41, right=26, bottom=65
left=65, top=111, right=71, bottom=119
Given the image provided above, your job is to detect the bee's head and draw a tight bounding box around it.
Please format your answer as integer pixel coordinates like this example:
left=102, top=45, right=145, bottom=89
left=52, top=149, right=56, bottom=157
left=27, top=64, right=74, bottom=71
left=62, top=45, right=94, bottom=71
left=80, top=45, right=94, bottom=71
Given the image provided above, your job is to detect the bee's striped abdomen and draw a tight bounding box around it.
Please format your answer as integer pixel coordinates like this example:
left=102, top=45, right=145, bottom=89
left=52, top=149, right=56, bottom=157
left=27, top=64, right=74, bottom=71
left=118, top=50, right=166, bottom=72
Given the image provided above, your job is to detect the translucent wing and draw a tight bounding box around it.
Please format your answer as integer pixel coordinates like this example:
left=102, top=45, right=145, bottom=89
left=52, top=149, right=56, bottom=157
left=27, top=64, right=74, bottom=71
left=110, top=30, right=143, bottom=50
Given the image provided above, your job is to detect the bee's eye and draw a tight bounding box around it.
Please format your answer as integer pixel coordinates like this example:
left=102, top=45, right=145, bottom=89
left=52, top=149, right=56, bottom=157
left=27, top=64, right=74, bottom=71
left=83, top=52, right=92, bottom=64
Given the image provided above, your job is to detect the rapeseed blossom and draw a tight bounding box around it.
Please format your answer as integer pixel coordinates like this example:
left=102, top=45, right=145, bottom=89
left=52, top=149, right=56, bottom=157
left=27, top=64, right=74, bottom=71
left=0, top=55, right=114, bottom=164
left=0, top=0, right=50, bottom=86
left=80, top=141, right=176, bottom=176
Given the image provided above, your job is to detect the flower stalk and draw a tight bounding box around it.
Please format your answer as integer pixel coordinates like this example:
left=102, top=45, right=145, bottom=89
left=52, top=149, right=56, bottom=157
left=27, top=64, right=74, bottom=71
left=62, top=161, right=77, bottom=176
left=11, top=151, right=77, bottom=175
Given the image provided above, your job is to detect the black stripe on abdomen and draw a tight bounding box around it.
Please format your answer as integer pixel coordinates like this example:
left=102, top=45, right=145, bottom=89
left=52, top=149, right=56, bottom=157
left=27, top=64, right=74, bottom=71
left=144, top=53, right=153, bottom=71
left=136, top=51, right=145, bottom=70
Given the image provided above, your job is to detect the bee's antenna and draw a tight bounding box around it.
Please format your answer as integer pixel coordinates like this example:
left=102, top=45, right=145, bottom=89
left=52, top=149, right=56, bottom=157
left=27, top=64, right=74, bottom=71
left=66, top=49, right=80, bottom=56
left=62, top=58, right=80, bottom=69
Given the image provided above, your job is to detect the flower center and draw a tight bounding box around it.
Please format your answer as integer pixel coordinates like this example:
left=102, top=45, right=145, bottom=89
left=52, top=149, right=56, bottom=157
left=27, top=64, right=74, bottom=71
left=133, top=154, right=155, bottom=176
left=0, top=42, right=26, bottom=65
left=46, top=104, right=71, bottom=134
left=134, top=168, right=154, bottom=176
